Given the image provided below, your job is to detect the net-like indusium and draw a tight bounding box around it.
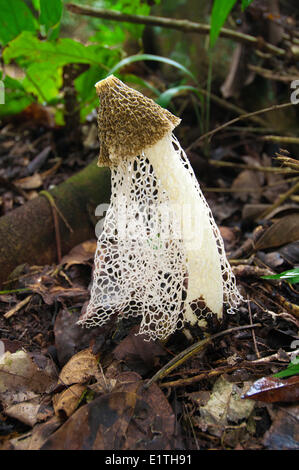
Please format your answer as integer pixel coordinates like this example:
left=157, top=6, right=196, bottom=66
left=77, top=76, right=243, bottom=340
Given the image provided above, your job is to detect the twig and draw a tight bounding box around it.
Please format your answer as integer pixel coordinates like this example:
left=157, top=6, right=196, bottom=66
left=248, top=64, right=299, bottom=83
left=262, top=135, right=299, bottom=144
left=259, top=179, right=299, bottom=219
left=144, top=323, right=261, bottom=389
left=40, top=191, right=73, bottom=233
left=66, top=3, right=286, bottom=57
left=248, top=295, right=260, bottom=359
left=188, top=102, right=295, bottom=148
left=195, top=89, right=267, bottom=127
left=4, top=295, right=32, bottom=319
left=207, top=160, right=298, bottom=174
left=250, top=348, right=299, bottom=364
left=160, top=365, right=237, bottom=388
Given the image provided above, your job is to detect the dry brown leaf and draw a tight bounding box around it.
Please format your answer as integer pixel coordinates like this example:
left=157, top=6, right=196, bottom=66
left=58, top=349, right=100, bottom=386
left=0, top=350, right=57, bottom=398
left=5, top=396, right=43, bottom=427
left=231, top=169, right=263, bottom=202
left=60, top=240, right=97, bottom=269
left=263, top=404, right=299, bottom=450
left=242, top=375, right=299, bottom=403
left=40, top=371, right=183, bottom=450
left=254, top=214, right=299, bottom=251
left=5, top=416, right=61, bottom=450
left=53, top=383, right=86, bottom=418
left=14, top=173, right=43, bottom=190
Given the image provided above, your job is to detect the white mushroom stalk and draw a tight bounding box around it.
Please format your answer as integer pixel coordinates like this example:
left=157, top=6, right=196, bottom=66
left=78, top=75, right=243, bottom=340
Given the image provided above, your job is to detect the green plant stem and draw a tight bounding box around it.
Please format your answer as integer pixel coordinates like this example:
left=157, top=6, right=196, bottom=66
left=204, top=49, right=213, bottom=157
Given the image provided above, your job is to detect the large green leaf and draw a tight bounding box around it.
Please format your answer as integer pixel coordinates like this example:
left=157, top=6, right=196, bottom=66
left=40, top=0, right=63, bottom=32
left=3, top=31, right=107, bottom=68
left=0, top=76, right=34, bottom=117
left=210, top=0, right=238, bottom=48
left=75, top=65, right=107, bottom=121
left=0, top=0, right=38, bottom=45
left=23, top=63, right=63, bottom=103
left=108, top=54, right=197, bottom=82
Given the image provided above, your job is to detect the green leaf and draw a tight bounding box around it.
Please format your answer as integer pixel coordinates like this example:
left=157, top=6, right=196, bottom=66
left=40, top=0, right=63, bottom=32
left=23, top=63, right=63, bottom=103
left=121, top=74, right=161, bottom=97
left=0, top=76, right=34, bottom=117
left=108, top=54, right=197, bottom=83
left=3, top=31, right=108, bottom=68
left=241, top=0, right=254, bottom=11
left=210, top=0, right=238, bottom=48
left=74, top=65, right=106, bottom=121
left=32, top=0, right=41, bottom=11
left=261, top=268, right=299, bottom=285
left=0, top=0, right=38, bottom=45
left=274, top=359, right=299, bottom=379
left=156, top=85, right=202, bottom=108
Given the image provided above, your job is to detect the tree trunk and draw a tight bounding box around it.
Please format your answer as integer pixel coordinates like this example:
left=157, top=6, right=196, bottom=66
left=0, top=160, right=111, bottom=286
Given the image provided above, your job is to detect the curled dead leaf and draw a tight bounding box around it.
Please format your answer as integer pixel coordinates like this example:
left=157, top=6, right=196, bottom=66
left=14, top=173, right=43, bottom=190
left=60, top=240, right=97, bottom=269
left=58, top=349, right=100, bottom=386
left=53, top=383, right=86, bottom=418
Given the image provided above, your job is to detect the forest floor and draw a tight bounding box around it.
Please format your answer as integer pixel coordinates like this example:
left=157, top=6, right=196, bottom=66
left=0, top=97, right=298, bottom=451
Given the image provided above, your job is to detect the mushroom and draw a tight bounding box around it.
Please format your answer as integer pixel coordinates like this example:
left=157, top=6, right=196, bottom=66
left=78, top=75, right=243, bottom=340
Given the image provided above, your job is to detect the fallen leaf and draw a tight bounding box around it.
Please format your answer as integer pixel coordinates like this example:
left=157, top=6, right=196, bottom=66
left=58, top=349, right=100, bottom=386
left=5, top=416, right=61, bottom=450
left=54, top=308, right=105, bottom=367
left=5, top=396, right=44, bottom=427
left=242, top=375, right=299, bottom=403
left=254, top=214, right=299, bottom=251
left=279, top=241, right=299, bottom=265
left=263, top=404, right=299, bottom=450
left=53, top=383, right=86, bottom=418
left=40, top=372, right=184, bottom=450
left=218, top=226, right=237, bottom=251
left=41, top=391, right=137, bottom=450
left=198, top=376, right=255, bottom=434
left=0, top=350, right=57, bottom=407
left=14, top=173, right=43, bottom=190
left=29, top=282, right=88, bottom=305
left=112, top=325, right=167, bottom=375
left=231, top=170, right=262, bottom=202
left=61, top=240, right=97, bottom=269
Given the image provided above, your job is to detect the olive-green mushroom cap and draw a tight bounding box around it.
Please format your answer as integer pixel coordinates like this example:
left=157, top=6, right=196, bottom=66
left=95, top=75, right=181, bottom=167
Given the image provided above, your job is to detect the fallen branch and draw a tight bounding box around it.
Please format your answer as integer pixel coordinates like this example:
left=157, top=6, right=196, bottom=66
left=144, top=323, right=261, bottom=388
left=207, top=160, right=298, bottom=174
left=0, top=160, right=111, bottom=287
left=188, top=102, right=295, bottom=149
left=66, top=3, right=286, bottom=57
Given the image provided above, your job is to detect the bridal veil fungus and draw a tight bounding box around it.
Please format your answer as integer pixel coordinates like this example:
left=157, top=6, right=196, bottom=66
left=78, top=75, right=243, bottom=341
